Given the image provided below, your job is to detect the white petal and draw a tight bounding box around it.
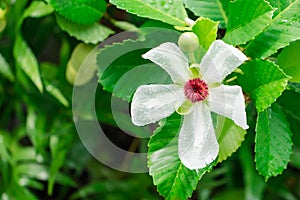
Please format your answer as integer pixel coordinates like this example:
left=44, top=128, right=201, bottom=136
left=178, top=103, right=219, bottom=170
left=142, top=42, right=191, bottom=84
left=208, top=85, right=249, bottom=129
left=199, top=40, right=248, bottom=84
left=131, top=84, right=185, bottom=126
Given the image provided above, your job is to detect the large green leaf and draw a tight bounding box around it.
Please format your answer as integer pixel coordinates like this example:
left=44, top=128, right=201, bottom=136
left=237, top=60, right=290, bottom=112
left=13, top=34, right=43, bottom=92
left=277, top=40, right=300, bottom=83
left=215, top=116, right=247, bottom=163
left=109, top=0, right=187, bottom=26
left=97, top=34, right=178, bottom=101
left=255, top=104, right=293, bottom=180
left=183, top=0, right=229, bottom=28
left=56, top=14, right=114, bottom=44
left=223, top=0, right=274, bottom=45
left=0, top=53, right=14, bottom=81
left=267, top=0, right=296, bottom=17
left=245, top=0, right=300, bottom=59
left=50, top=0, right=106, bottom=25
left=148, top=113, right=209, bottom=200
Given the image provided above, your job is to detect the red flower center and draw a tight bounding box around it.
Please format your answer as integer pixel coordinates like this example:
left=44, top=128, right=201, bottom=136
left=184, top=78, right=209, bottom=102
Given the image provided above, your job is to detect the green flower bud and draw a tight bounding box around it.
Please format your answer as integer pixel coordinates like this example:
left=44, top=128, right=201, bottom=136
left=178, top=32, right=199, bottom=52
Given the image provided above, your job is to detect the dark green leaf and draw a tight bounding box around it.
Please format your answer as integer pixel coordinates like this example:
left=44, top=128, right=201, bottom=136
left=50, top=0, right=106, bottom=25
left=277, top=40, right=300, bottom=83
left=277, top=90, right=300, bottom=121
left=97, top=38, right=175, bottom=101
left=223, top=0, right=274, bottom=45
left=148, top=113, right=209, bottom=200
left=245, top=0, right=300, bottom=59
left=255, top=104, right=293, bottom=180
left=110, top=0, right=187, bottom=26
left=237, top=60, right=290, bottom=112
left=239, top=135, right=266, bottom=200
left=56, top=14, right=114, bottom=44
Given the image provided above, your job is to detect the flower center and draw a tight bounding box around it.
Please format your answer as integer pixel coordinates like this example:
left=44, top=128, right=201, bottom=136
left=184, top=78, right=209, bottom=102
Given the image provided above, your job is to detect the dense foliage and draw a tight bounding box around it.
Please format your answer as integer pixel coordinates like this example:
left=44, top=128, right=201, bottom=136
left=0, top=0, right=300, bottom=199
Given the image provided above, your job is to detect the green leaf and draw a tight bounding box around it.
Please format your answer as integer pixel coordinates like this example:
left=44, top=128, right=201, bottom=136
left=267, top=0, right=296, bottom=17
left=23, top=1, right=54, bottom=19
left=277, top=90, right=300, bottom=121
left=223, top=0, right=274, bottom=45
left=50, top=0, right=106, bottom=25
left=109, top=0, right=187, bottom=26
left=0, top=53, right=14, bottom=81
left=13, top=34, right=43, bottom=92
left=255, top=104, right=293, bottom=180
left=97, top=37, right=178, bottom=101
left=183, top=0, right=229, bottom=28
left=245, top=0, right=300, bottom=59
left=239, top=135, right=266, bottom=200
left=215, top=116, right=247, bottom=163
left=56, top=14, right=114, bottom=44
left=237, top=60, right=290, bottom=112
left=45, top=81, right=69, bottom=107
left=277, top=40, right=300, bottom=83
left=66, top=43, right=97, bottom=86
left=148, top=113, right=209, bottom=200
left=48, top=124, right=73, bottom=195
left=192, top=17, right=218, bottom=50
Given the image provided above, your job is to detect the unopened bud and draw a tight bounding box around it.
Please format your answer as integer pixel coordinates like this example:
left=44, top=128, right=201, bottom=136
left=178, top=32, right=199, bottom=52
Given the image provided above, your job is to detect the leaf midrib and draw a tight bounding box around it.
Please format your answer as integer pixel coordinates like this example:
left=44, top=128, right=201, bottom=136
left=112, top=0, right=186, bottom=25
left=246, top=0, right=299, bottom=48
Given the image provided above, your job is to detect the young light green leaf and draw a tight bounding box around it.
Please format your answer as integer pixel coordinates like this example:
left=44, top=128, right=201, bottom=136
left=255, top=104, right=293, bottom=180
left=0, top=53, right=14, bottom=81
left=223, top=0, right=274, bottom=45
left=192, top=17, right=219, bottom=50
left=237, top=60, right=290, bottom=112
left=110, top=0, right=188, bottom=26
left=13, top=34, right=43, bottom=92
left=148, top=113, right=209, bottom=200
left=56, top=14, right=114, bottom=44
left=50, top=0, right=106, bottom=25
left=183, top=0, right=229, bottom=28
left=66, top=43, right=97, bottom=86
left=215, top=116, right=247, bottom=163
left=277, top=40, right=300, bottom=83
left=23, top=1, right=54, bottom=19
left=245, top=0, right=300, bottom=59
left=268, top=0, right=296, bottom=17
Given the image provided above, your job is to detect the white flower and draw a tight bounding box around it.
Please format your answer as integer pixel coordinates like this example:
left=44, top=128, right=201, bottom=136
left=131, top=40, right=249, bottom=170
